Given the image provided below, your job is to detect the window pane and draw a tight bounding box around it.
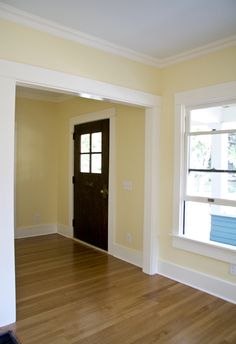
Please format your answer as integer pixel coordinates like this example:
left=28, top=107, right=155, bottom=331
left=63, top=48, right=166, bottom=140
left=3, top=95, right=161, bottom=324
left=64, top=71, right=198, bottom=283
left=189, top=135, right=211, bottom=170
left=91, top=154, right=102, bottom=174
left=188, top=132, right=236, bottom=200
left=187, top=172, right=236, bottom=200
left=187, top=171, right=211, bottom=197
left=228, top=133, right=236, bottom=171
left=81, top=134, right=90, bottom=153
left=189, top=133, right=236, bottom=171
left=80, top=154, right=90, bottom=173
left=184, top=201, right=211, bottom=241
left=189, top=104, right=236, bottom=132
left=184, top=201, right=236, bottom=246
left=92, top=132, right=102, bottom=152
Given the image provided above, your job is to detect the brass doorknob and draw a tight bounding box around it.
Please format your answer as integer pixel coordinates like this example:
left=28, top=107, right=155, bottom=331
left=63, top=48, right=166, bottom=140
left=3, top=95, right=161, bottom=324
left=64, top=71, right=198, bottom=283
left=100, top=185, right=108, bottom=198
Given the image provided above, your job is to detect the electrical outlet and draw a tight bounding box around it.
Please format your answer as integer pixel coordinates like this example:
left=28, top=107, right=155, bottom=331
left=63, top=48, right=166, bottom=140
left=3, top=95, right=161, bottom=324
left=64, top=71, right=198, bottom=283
left=123, top=180, right=133, bottom=191
left=229, top=264, right=236, bottom=275
left=34, top=212, right=41, bottom=224
left=127, top=233, right=132, bottom=243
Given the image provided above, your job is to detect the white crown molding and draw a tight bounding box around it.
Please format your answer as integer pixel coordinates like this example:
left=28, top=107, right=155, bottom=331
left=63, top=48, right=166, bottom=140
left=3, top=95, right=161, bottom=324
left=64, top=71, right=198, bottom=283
left=0, top=3, right=236, bottom=69
left=160, top=35, right=236, bottom=67
left=0, top=3, right=161, bottom=68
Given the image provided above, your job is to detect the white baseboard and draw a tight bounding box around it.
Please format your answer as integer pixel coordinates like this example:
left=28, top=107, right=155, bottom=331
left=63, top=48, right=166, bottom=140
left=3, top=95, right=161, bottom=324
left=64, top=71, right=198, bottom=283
left=57, top=227, right=143, bottom=268
left=57, top=225, right=143, bottom=268
left=57, top=224, right=73, bottom=238
left=15, top=224, right=57, bottom=238
left=14, top=224, right=236, bottom=303
left=15, top=223, right=143, bottom=269
left=158, top=259, right=236, bottom=304
left=110, top=243, right=143, bottom=268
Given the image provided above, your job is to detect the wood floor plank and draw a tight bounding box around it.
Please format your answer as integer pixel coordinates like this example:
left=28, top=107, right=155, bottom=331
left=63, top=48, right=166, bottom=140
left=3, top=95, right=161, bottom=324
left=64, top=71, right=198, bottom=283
left=1, top=234, right=236, bottom=343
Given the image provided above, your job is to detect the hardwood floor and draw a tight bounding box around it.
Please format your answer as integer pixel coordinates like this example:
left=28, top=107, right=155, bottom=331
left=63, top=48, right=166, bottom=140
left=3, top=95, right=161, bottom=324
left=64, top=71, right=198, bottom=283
left=2, top=234, right=236, bottom=343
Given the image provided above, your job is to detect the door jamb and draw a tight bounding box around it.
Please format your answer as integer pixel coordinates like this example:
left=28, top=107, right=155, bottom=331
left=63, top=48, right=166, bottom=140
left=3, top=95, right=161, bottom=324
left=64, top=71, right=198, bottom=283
left=69, top=109, right=116, bottom=254
left=0, top=58, right=161, bottom=326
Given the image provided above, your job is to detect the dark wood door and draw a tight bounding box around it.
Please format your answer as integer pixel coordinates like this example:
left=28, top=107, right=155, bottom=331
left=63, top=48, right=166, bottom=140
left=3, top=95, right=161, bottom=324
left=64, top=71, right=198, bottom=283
left=73, top=119, right=109, bottom=250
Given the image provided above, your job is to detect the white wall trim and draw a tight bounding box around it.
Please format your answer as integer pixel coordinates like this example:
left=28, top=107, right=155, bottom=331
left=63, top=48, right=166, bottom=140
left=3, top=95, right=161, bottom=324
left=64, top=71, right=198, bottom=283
left=160, top=35, right=236, bottom=68
left=0, top=58, right=160, bottom=326
left=0, top=76, right=16, bottom=327
left=0, top=60, right=160, bottom=108
left=173, top=81, right=236, bottom=263
left=0, top=3, right=161, bottom=68
left=173, top=235, right=236, bottom=264
left=16, top=87, right=73, bottom=103
left=175, top=81, right=236, bottom=106
left=69, top=108, right=116, bottom=127
left=110, top=243, right=143, bottom=268
left=15, top=224, right=57, bottom=239
left=1, top=3, right=236, bottom=68
left=158, top=260, right=236, bottom=304
left=143, top=107, right=160, bottom=274
left=57, top=225, right=142, bottom=267
left=69, top=108, right=116, bottom=256
left=57, top=224, right=73, bottom=238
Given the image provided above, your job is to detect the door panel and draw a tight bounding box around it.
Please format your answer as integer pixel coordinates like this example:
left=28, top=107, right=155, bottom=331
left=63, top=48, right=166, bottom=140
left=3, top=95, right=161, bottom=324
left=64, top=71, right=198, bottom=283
left=73, top=119, right=109, bottom=250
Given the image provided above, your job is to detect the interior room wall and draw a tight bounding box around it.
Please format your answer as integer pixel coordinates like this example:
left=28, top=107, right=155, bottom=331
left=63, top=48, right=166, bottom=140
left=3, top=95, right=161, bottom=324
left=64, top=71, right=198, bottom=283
left=56, top=98, right=145, bottom=251
left=0, top=19, right=162, bottom=94
left=3, top=17, right=236, bottom=285
left=15, top=97, right=58, bottom=229
left=15, top=95, right=145, bottom=251
left=159, top=46, right=236, bottom=283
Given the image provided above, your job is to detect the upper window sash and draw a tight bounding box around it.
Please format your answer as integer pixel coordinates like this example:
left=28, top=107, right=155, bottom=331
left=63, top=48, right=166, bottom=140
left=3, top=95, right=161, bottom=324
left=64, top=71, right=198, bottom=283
left=184, top=106, right=236, bottom=203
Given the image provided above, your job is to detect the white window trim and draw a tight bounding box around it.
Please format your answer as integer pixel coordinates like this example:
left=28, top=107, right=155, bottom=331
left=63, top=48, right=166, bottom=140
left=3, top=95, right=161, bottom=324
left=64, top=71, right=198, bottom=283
left=173, top=81, right=236, bottom=264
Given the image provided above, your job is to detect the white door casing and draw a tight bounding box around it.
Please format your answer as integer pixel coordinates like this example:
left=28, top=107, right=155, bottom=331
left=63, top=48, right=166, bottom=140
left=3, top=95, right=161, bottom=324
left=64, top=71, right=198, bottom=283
left=0, top=59, right=161, bottom=326
left=68, top=109, right=116, bottom=254
left=0, top=76, right=16, bottom=327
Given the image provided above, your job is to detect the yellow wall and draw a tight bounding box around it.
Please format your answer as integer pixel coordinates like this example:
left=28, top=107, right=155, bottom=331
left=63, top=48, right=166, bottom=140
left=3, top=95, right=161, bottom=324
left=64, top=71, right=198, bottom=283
left=7, top=17, right=236, bottom=283
left=115, top=105, right=144, bottom=250
left=0, top=19, right=161, bottom=94
left=160, top=46, right=236, bottom=283
left=16, top=96, right=145, bottom=251
left=15, top=97, right=58, bottom=228
left=56, top=98, right=145, bottom=250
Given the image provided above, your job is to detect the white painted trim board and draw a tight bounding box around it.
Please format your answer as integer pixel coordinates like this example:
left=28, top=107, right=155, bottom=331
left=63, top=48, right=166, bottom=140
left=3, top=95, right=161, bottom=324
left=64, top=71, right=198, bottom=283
left=69, top=108, right=116, bottom=256
left=0, top=3, right=236, bottom=68
left=15, top=226, right=236, bottom=304
left=158, top=260, right=236, bottom=304
left=0, top=58, right=160, bottom=327
left=15, top=224, right=57, bottom=239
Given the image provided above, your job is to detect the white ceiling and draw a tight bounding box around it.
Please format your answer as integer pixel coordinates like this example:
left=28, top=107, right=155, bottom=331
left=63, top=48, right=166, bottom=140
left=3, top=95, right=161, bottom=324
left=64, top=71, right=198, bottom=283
left=1, top=0, right=236, bottom=66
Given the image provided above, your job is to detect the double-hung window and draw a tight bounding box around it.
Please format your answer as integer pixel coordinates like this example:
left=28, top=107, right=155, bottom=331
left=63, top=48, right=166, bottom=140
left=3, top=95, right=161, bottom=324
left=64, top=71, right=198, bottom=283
left=173, top=82, right=236, bottom=263
left=184, top=104, right=236, bottom=244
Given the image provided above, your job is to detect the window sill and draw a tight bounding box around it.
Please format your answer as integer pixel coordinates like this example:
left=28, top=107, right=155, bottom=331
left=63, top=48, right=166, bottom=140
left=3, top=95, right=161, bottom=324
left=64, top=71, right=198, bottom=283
left=172, top=234, right=236, bottom=264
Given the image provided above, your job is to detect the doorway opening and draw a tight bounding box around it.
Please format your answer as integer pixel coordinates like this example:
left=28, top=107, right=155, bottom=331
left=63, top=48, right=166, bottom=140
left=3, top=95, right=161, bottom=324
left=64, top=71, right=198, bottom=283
left=0, top=60, right=160, bottom=326
left=14, top=85, right=147, bottom=258
left=73, top=119, right=110, bottom=251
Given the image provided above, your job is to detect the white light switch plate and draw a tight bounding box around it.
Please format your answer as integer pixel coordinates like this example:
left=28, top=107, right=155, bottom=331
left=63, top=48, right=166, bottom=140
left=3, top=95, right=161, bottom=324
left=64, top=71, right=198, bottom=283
left=123, top=180, right=133, bottom=191
left=230, top=264, right=236, bottom=275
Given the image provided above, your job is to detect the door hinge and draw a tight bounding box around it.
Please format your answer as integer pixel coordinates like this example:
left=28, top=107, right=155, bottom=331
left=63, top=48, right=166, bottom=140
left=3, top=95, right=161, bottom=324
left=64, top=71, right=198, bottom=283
left=73, top=132, right=76, bottom=140
left=72, top=219, right=75, bottom=227
left=72, top=176, right=75, bottom=184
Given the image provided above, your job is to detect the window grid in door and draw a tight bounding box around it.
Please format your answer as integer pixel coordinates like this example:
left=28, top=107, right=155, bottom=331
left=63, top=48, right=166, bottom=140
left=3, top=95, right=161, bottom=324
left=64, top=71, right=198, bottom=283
left=80, top=132, right=102, bottom=174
